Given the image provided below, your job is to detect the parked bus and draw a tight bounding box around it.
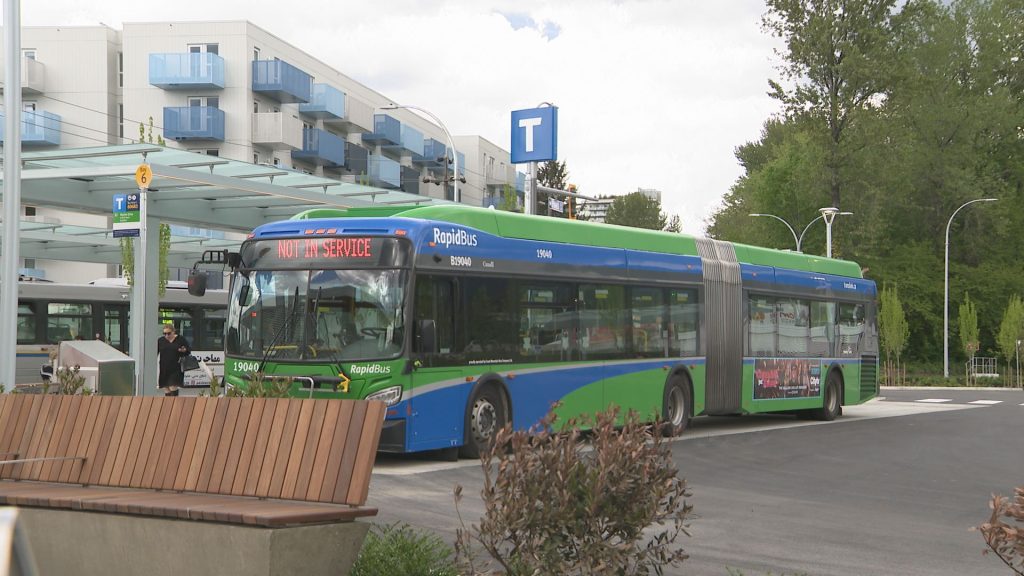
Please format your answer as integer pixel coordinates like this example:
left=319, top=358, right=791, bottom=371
left=15, top=280, right=228, bottom=387
left=217, top=205, right=878, bottom=456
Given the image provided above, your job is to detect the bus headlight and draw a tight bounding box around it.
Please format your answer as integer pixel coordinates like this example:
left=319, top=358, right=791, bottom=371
left=366, top=386, right=402, bottom=407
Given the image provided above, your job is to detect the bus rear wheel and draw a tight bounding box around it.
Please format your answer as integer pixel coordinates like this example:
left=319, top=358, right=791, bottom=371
left=460, top=385, right=507, bottom=459
left=662, top=377, right=691, bottom=436
left=814, top=371, right=843, bottom=421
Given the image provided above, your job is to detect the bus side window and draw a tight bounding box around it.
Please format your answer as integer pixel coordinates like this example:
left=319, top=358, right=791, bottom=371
left=809, top=301, right=835, bottom=357
left=414, top=276, right=455, bottom=363
left=18, top=303, right=36, bottom=344
left=838, top=303, right=865, bottom=357
left=748, top=295, right=776, bottom=357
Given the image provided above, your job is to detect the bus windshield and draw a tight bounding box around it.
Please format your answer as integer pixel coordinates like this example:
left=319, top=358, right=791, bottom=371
left=226, top=268, right=407, bottom=362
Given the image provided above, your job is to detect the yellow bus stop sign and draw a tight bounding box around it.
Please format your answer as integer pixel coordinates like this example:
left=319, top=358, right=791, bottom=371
left=135, top=164, right=153, bottom=190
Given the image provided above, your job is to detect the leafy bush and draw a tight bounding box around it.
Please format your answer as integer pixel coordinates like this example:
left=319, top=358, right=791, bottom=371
left=351, top=522, right=457, bottom=576
left=46, top=364, right=92, bottom=395
left=454, top=406, right=693, bottom=575
left=205, top=373, right=292, bottom=398
left=978, top=486, right=1024, bottom=574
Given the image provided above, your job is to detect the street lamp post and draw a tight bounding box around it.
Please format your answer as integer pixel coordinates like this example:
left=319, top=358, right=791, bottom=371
left=381, top=104, right=460, bottom=203
left=749, top=209, right=853, bottom=254
left=1017, top=340, right=1021, bottom=389
left=943, top=197, right=997, bottom=378
left=749, top=213, right=799, bottom=251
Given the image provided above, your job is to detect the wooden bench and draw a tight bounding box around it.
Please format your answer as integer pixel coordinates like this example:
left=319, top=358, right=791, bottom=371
left=0, top=394, right=385, bottom=576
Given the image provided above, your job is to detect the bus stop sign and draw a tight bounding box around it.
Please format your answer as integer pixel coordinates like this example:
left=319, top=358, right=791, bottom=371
left=511, top=106, right=558, bottom=164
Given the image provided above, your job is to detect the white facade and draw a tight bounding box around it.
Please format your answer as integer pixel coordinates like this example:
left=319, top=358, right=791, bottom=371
left=2, top=20, right=522, bottom=281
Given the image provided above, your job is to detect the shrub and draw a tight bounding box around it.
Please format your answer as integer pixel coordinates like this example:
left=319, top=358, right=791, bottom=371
left=351, top=522, right=457, bottom=576
left=978, top=486, right=1024, bottom=574
left=205, top=373, right=292, bottom=398
left=454, top=406, right=693, bottom=575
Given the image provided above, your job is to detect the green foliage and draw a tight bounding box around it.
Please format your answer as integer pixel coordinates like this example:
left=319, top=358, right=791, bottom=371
left=454, top=406, right=692, bottom=575
left=996, top=295, right=1024, bottom=366
left=959, top=292, right=980, bottom=359
left=978, top=486, right=1024, bottom=575
left=352, top=522, right=457, bottom=576
left=120, top=223, right=172, bottom=297
left=880, top=283, right=910, bottom=385
left=605, top=192, right=669, bottom=230
left=665, top=214, right=682, bottom=233
left=206, top=372, right=292, bottom=398
left=536, top=160, right=571, bottom=218
left=498, top=183, right=520, bottom=213
left=48, top=365, right=92, bottom=396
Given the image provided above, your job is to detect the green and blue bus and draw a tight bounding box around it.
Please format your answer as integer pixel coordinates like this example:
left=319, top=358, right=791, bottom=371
left=219, top=205, right=878, bottom=456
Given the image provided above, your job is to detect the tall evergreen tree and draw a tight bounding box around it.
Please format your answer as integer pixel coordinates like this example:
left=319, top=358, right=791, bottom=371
left=605, top=192, right=668, bottom=231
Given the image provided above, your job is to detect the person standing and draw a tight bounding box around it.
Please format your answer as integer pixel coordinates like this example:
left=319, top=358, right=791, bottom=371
left=157, top=323, right=191, bottom=396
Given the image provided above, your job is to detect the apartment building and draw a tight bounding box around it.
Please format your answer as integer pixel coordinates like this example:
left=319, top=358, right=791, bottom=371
left=2, top=21, right=523, bottom=280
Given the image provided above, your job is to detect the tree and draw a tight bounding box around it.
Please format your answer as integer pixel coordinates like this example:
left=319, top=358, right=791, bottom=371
left=605, top=192, right=668, bottom=230
left=664, top=214, right=682, bottom=233
left=996, top=295, right=1024, bottom=386
left=536, top=160, right=570, bottom=218
left=498, top=183, right=520, bottom=213
left=959, top=291, right=979, bottom=360
left=879, top=283, right=909, bottom=385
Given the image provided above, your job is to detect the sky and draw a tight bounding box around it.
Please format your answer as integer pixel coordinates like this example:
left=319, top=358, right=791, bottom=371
left=15, top=0, right=784, bottom=235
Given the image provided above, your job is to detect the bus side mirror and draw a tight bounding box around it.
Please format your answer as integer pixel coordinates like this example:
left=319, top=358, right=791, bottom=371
left=187, top=269, right=208, bottom=296
left=226, top=252, right=242, bottom=270
left=417, top=319, right=436, bottom=354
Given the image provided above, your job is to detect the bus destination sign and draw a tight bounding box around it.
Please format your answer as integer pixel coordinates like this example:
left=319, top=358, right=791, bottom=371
left=241, top=237, right=410, bottom=269
left=276, top=237, right=373, bottom=260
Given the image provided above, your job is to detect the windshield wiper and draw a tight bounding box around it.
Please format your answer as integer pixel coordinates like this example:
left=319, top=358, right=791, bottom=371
left=256, top=286, right=301, bottom=377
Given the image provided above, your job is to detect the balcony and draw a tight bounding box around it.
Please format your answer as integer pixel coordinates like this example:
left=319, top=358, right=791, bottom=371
left=292, top=128, right=345, bottom=167
left=252, top=60, right=311, bottom=103
left=0, top=56, right=46, bottom=94
left=149, top=53, right=225, bottom=90
left=345, top=142, right=368, bottom=175
left=163, top=106, right=225, bottom=141
left=298, top=84, right=344, bottom=120
left=415, top=138, right=447, bottom=167
left=0, top=110, right=61, bottom=146
left=397, top=124, right=424, bottom=159
left=252, top=112, right=303, bottom=150
left=361, top=114, right=400, bottom=146
left=369, top=155, right=401, bottom=189
left=400, top=165, right=421, bottom=194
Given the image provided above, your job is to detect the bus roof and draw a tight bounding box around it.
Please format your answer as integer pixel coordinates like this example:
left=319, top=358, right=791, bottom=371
left=291, top=205, right=864, bottom=279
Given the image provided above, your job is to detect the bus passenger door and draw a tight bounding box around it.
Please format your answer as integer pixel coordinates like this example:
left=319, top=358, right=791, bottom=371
left=408, top=275, right=464, bottom=452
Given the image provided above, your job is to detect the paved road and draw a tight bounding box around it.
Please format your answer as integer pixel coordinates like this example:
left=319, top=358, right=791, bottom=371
left=366, top=388, right=1024, bottom=575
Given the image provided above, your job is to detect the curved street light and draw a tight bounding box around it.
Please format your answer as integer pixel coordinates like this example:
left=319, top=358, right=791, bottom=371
left=943, top=197, right=998, bottom=378
left=381, top=103, right=460, bottom=203
left=750, top=210, right=853, bottom=254
left=749, top=213, right=799, bottom=251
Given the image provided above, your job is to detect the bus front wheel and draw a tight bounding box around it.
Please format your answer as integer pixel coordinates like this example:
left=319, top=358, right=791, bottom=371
left=814, top=372, right=843, bottom=421
left=460, top=385, right=507, bottom=459
left=662, top=377, right=691, bottom=436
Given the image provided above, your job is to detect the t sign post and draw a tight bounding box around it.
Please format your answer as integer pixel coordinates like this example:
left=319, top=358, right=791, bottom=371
left=129, top=163, right=152, bottom=394
left=511, top=106, right=558, bottom=215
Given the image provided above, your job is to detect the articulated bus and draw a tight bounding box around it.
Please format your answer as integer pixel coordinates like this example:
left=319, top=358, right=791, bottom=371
left=14, top=280, right=227, bottom=386
left=220, top=205, right=878, bottom=456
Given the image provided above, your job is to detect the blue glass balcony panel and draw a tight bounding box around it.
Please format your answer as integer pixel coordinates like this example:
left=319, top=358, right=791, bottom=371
left=456, top=151, right=465, bottom=177
left=0, top=110, right=61, bottom=146
left=399, top=124, right=424, bottom=158
left=298, top=84, right=345, bottom=119
left=369, top=155, right=401, bottom=189
left=361, top=114, right=401, bottom=146
left=163, top=106, right=225, bottom=141
left=416, top=138, right=447, bottom=166
left=400, top=165, right=421, bottom=194
left=345, top=142, right=369, bottom=175
left=149, top=53, right=225, bottom=89
left=292, top=128, right=345, bottom=167
left=252, top=60, right=312, bottom=103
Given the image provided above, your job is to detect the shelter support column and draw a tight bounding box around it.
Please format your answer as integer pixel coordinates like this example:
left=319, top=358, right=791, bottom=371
left=130, top=213, right=160, bottom=395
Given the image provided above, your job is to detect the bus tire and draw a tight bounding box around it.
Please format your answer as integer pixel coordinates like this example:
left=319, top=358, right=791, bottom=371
left=661, top=375, right=691, bottom=436
left=460, top=384, right=508, bottom=459
left=814, top=371, right=843, bottom=421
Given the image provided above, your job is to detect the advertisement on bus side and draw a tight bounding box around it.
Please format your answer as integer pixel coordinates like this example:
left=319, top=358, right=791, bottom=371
left=753, top=358, right=822, bottom=400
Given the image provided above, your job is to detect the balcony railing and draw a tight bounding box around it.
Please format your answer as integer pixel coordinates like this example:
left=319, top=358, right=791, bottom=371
left=345, top=142, right=369, bottom=175
left=149, top=53, right=225, bottom=90
left=369, top=155, right=401, bottom=188
left=163, top=106, right=225, bottom=141
left=299, top=84, right=345, bottom=120
left=0, top=56, right=46, bottom=94
left=252, top=112, right=303, bottom=149
left=292, top=128, right=345, bottom=167
left=416, top=138, right=447, bottom=166
left=0, top=110, right=61, bottom=146
left=361, top=114, right=400, bottom=146
left=400, top=165, right=421, bottom=195
left=252, top=59, right=312, bottom=103
left=398, top=124, right=424, bottom=158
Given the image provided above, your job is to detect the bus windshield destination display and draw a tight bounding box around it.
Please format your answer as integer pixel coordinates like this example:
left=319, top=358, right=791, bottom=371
left=241, top=237, right=409, bottom=269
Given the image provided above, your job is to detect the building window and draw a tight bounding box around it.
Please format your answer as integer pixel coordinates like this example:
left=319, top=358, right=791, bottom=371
left=273, top=157, right=280, bottom=166
left=23, top=258, right=35, bottom=269
left=253, top=46, right=260, bottom=61
left=117, top=51, right=123, bottom=87
left=253, top=153, right=260, bottom=165
left=22, top=49, right=36, bottom=60
left=207, top=149, right=220, bottom=157
left=188, top=43, right=219, bottom=55
left=118, top=103, right=124, bottom=139
left=206, top=43, right=219, bottom=55
left=24, top=206, right=36, bottom=217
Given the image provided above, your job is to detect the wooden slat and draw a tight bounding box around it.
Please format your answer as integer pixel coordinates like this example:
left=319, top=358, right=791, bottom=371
left=160, top=398, right=197, bottom=490
left=19, top=395, right=56, bottom=479
left=108, top=397, right=143, bottom=487
left=182, top=397, right=219, bottom=492
left=84, top=396, right=120, bottom=486
left=117, top=397, right=154, bottom=486
left=151, top=398, right=187, bottom=490
left=0, top=396, right=29, bottom=477
left=196, top=398, right=232, bottom=492
left=7, top=396, right=43, bottom=478
left=173, top=398, right=209, bottom=491
left=254, top=399, right=293, bottom=498
left=305, top=400, right=342, bottom=502
left=203, top=398, right=241, bottom=494
left=40, top=396, right=81, bottom=482
left=145, top=398, right=181, bottom=489
left=235, top=399, right=273, bottom=497
left=332, top=401, right=368, bottom=504
left=346, top=401, right=386, bottom=505
left=97, top=398, right=132, bottom=486
left=60, top=396, right=100, bottom=483
left=130, top=397, right=165, bottom=487
left=277, top=400, right=315, bottom=500
left=35, top=396, right=72, bottom=481
left=0, top=394, right=20, bottom=454
left=318, top=401, right=355, bottom=502
left=218, top=398, right=254, bottom=495
left=290, top=400, right=328, bottom=501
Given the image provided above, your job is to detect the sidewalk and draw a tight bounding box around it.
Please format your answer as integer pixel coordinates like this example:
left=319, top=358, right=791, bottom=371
left=881, top=385, right=1023, bottom=391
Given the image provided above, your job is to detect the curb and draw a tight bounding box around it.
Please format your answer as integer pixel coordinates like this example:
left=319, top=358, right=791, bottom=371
left=881, top=386, right=1023, bottom=392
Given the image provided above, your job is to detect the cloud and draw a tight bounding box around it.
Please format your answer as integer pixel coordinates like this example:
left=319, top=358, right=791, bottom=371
left=497, top=10, right=561, bottom=40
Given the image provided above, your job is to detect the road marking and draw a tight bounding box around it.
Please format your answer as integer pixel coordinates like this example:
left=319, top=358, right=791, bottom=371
left=916, top=398, right=953, bottom=403
left=968, top=400, right=1003, bottom=405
